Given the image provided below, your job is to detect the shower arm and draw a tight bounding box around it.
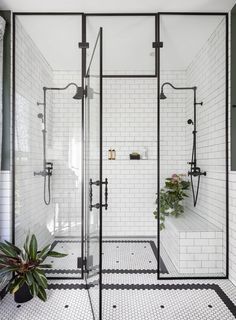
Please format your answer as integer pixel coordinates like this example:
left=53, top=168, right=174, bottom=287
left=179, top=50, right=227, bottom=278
left=160, top=82, right=196, bottom=93
left=43, top=82, right=79, bottom=92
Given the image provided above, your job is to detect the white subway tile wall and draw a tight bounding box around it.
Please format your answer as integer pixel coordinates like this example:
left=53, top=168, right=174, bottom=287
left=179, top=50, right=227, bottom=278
left=229, top=13, right=236, bottom=286
left=51, top=71, right=82, bottom=237
left=160, top=18, right=227, bottom=274
left=184, top=18, right=227, bottom=274
left=103, top=77, right=157, bottom=236
left=14, top=18, right=54, bottom=247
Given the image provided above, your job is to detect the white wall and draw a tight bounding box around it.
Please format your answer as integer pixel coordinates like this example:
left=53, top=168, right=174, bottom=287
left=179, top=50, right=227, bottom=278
left=229, top=12, right=236, bottom=286
left=50, top=70, right=82, bottom=237
left=14, top=17, right=54, bottom=247
left=103, top=77, right=157, bottom=236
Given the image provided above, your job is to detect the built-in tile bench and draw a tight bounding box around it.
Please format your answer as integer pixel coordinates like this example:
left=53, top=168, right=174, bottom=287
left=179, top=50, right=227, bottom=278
left=160, top=211, right=223, bottom=274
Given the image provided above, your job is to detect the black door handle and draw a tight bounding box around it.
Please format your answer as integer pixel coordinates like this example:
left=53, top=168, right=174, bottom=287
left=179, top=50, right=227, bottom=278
left=89, top=178, right=108, bottom=211
left=102, top=178, right=108, bottom=210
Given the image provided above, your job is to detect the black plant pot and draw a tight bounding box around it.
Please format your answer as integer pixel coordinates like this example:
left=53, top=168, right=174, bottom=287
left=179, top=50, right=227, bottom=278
left=14, top=283, right=33, bottom=303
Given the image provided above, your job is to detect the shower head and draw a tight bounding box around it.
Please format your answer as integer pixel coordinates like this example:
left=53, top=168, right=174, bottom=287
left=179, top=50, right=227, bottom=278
left=73, top=87, right=84, bottom=100
left=37, top=113, right=44, bottom=120
left=44, top=83, right=83, bottom=100
left=187, top=119, right=194, bottom=125
left=160, top=91, right=167, bottom=100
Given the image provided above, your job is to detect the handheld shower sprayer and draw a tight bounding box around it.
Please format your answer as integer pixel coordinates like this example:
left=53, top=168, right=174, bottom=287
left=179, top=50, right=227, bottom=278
left=34, top=82, right=81, bottom=205
left=160, top=82, right=206, bottom=206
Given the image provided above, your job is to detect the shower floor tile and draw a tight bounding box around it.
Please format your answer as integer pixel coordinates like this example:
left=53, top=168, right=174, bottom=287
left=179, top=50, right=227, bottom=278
left=102, top=285, right=236, bottom=320
left=102, top=240, right=167, bottom=273
left=44, top=239, right=81, bottom=277
left=0, top=286, right=92, bottom=320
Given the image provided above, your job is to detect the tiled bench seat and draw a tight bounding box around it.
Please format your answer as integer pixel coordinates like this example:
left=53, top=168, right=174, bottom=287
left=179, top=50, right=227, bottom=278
left=161, top=211, right=223, bottom=274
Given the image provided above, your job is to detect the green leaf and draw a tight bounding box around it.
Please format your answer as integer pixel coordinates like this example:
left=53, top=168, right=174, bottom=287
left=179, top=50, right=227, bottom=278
left=29, top=235, right=38, bottom=260
left=0, top=243, right=18, bottom=258
left=37, top=286, right=47, bottom=302
left=32, top=269, right=48, bottom=289
left=29, top=281, right=39, bottom=296
left=47, top=251, right=67, bottom=258
left=24, top=234, right=30, bottom=255
left=25, top=272, right=34, bottom=286
left=37, top=244, right=51, bottom=260
left=4, top=241, right=21, bottom=255
left=0, top=266, right=18, bottom=277
left=10, top=276, right=25, bottom=294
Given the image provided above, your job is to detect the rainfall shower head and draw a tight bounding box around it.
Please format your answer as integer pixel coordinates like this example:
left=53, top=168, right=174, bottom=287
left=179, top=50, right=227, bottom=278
left=37, top=113, right=44, bottom=121
left=73, top=86, right=83, bottom=100
left=44, top=83, right=83, bottom=100
left=187, top=119, right=193, bottom=125
left=160, top=91, right=167, bottom=100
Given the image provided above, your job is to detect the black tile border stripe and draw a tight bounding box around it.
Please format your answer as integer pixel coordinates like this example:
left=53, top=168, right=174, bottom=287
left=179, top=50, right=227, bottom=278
left=103, top=269, right=158, bottom=274
left=49, top=239, right=169, bottom=275
left=47, top=283, right=236, bottom=318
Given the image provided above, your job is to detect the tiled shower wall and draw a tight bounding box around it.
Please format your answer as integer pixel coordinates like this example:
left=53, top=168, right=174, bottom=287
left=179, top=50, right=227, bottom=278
left=103, top=71, right=187, bottom=237
left=229, top=13, right=236, bottom=286
left=14, top=18, right=54, bottom=247
left=103, top=77, right=157, bottom=236
left=185, top=18, right=226, bottom=233
left=50, top=71, right=82, bottom=237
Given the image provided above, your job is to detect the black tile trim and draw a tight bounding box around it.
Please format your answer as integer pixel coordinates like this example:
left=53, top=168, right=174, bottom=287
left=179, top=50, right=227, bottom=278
left=103, top=269, right=158, bottom=274
left=48, top=283, right=88, bottom=290
left=46, top=269, right=81, bottom=274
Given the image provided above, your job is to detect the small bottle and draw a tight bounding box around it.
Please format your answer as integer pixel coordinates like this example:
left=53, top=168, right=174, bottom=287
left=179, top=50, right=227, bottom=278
left=108, top=149, right=112, bottom=160
left=142, top=147, right=148, bottom=160
left=112, top=149, right=116, bottom=160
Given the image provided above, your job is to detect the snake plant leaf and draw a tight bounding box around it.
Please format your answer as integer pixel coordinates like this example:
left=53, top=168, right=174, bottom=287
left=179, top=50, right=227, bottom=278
left=10, top=276, right=25, bottom=294
left=0, top=243, right=18, bottom=258
left=29, top=234, right=38, bottom=260
left=37, top=286, right=47, bottom=302
left=47, top=251, right=67, bottom=258
left=4, top=241, right=21, bottom=255
left=37, top=244, right=51, bottom=260
left=32, top=269, right=47, bottom=289
left=0, top=266, right=18, bottom=277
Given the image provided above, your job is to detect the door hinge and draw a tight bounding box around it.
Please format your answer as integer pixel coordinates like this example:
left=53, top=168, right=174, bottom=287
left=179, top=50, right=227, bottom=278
left=78, top=42, right=89, bottom=49
left=152, top=41, right=163, bottom=48
left=77, top=256, right=93, bottom=269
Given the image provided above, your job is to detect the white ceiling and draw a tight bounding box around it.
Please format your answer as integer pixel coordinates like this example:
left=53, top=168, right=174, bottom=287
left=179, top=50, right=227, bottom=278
left=0, top=0, right=235, bottom=13
left=18, top=15, right=82, bottom=70
left=17, top=14, right=225, bottom=71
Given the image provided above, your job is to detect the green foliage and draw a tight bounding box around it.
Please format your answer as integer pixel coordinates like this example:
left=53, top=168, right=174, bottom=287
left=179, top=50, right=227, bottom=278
left=0, top=234, right=67, bottom=302
left=153, top=174, right=190, bottom=230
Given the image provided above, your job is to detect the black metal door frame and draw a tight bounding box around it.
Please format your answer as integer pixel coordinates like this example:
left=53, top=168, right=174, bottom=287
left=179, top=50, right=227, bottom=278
left=12, top=12, right=85, bottom=280
left=157, top=12, right=229, bottom=280
left=12, top=11, right=229, bottom=290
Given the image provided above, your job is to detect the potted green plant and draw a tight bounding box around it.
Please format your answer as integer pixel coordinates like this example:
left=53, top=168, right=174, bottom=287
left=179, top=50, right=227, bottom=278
left=153, top=174, right=190, bottom=230
left=0, top=234, right=67, bottom=303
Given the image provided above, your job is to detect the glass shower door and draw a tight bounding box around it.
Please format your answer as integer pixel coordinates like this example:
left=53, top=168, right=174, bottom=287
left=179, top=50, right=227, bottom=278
left=84, top=28, right=103, bottom=320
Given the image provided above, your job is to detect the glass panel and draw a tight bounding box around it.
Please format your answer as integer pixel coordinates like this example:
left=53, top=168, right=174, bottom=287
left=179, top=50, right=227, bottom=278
left=14, top=15, right=83, bottom=278
left=84, top=29, right=102, bottom=319
left=87, top=16, right=155, bottom=75
left=159, top=14, right=227, bottom=278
